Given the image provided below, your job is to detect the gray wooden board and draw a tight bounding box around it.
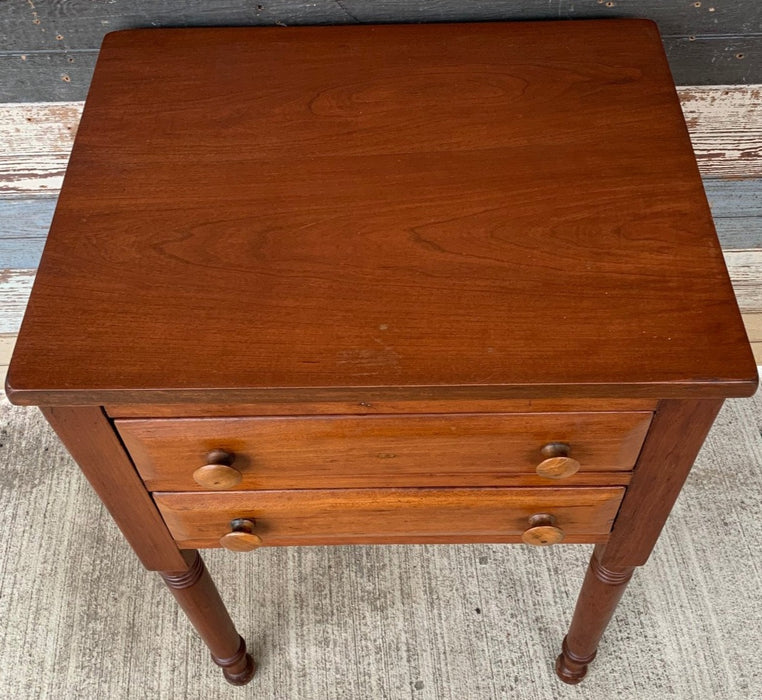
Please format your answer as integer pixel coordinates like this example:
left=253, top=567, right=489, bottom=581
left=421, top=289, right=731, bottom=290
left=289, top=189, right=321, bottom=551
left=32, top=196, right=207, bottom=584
left=1, top=2, right=761, bottom=100
left=663, top=35, right=760, bottom=86
left=0, top=51, right=98, bottom=103
left=1, top=180, right=759, bottom=269
left=2, top=38, right=760, bottom=103
left=2, top=0, right=761, bottom=45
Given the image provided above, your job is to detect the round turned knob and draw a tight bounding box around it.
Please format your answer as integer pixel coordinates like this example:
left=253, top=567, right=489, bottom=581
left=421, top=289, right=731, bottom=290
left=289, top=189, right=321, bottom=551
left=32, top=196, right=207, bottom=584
left=521, top=513, right=565, bottom=546
left=536, top=442, right=581, bottom=480
left=220, top=518, right=263, bottom=552
left=193, top=449, right=242, bottom=489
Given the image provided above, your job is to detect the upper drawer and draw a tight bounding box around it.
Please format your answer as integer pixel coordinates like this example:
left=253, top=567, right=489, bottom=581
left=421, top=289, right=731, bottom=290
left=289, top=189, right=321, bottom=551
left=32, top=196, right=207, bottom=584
left=117, top=412, right=651, bottom=491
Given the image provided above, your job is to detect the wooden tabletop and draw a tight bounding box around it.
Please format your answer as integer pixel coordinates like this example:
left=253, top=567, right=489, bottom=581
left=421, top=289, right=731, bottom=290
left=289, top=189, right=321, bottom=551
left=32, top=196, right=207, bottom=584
left=7, top=21, right=757, bottom=405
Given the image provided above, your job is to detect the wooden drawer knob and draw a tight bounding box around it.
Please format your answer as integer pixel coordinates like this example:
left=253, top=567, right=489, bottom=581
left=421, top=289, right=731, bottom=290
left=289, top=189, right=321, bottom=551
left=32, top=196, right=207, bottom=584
left=536, top=442, right=581, bottom=479
left=220, top=518, right=263, bottom=552
left=193, top=449, right=242, bottom=489
left=521, top=513, right=565, bottom=546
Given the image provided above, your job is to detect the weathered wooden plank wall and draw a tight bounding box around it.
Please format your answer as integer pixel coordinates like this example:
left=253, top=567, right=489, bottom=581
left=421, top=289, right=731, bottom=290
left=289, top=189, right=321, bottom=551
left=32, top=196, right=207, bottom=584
left=1, top=0, right=760, bottom=101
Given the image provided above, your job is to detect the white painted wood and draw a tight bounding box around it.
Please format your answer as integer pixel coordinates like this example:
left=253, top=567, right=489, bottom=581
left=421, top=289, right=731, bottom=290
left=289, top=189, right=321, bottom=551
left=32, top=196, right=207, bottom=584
left=0, top=270, right=34, bottom=334
left=0, top=102, right=81, bottom=196
left=724, top=250, right=762, bottom=314
left=0, top=334, right=16, bottom=366
left=0, top=154, right=70, bottom=196
left=0, top=102, right=81, bottom=153
left=0, top=87, right=760, bottom=195
left=678, top=86, right=762, bottom=179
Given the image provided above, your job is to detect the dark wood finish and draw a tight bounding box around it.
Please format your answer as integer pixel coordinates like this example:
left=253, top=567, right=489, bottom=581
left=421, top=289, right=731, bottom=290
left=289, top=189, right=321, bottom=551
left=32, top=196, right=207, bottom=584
left=7, top=21, right=758, bottom=688
left=600, top=398, right=724, bottom=568
left=555, top=398, right=725, bottom=681
left=556, top=545, right=635, bottom=684
left=160, top=550, right=256, bottom=685
left=40, top=405, right=186, bottom=571
left=6, top=22, right=757, bottom=406
left=106, top=398, right=659, bottom=418
left=153, top=487, right=624, bottom=548
left=117, top=412, right=652, bottom=491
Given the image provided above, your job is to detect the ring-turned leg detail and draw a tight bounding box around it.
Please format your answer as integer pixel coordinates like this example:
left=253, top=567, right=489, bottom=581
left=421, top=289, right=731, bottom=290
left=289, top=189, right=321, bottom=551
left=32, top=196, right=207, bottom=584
left=160, top=550, right=257, bottom=686
left=213, top=635, right=257, bottom=685
left=556, top=545, right=635, bottom=684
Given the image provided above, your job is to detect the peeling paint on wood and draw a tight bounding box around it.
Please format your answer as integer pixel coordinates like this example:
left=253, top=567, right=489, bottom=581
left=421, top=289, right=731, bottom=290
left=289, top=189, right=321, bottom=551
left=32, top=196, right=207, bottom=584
left=679, top=86, right=762, bottom=178
left=0, top=102, right=82, bottom=153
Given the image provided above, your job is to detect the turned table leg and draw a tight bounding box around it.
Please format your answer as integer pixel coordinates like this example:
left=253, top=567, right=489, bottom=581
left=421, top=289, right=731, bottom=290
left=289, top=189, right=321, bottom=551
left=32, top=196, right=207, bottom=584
left=555, top=399, right=724, bottom=684
left=160, top=550, right=256, bottom=686
left=556, top=545, right=634, bottom=684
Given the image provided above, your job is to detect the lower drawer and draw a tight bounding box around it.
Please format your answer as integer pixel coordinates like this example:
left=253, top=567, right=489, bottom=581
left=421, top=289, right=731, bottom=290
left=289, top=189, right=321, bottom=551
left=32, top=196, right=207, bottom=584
left=153, top=487, right=625, bottom=548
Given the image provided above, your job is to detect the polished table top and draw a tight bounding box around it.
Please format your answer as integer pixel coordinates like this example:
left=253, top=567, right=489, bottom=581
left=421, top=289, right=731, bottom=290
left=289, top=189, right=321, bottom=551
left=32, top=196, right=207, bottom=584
left=7, top=21, right=757, bottom=405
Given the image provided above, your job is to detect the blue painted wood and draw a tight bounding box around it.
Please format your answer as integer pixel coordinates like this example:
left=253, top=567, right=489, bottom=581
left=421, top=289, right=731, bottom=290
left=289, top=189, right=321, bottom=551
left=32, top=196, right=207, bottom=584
left=704, top=180, right=762, bottom=250
left=0, top=199, right=54, bottom=268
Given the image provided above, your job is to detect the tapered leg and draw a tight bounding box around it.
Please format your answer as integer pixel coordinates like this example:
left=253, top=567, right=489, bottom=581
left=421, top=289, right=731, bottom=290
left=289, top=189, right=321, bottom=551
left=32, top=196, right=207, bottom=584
left=160, top=550, right=256, bottom=686
left=555, top=545, right=634, bottom=684
left=555, top=400, right=724, bottom=684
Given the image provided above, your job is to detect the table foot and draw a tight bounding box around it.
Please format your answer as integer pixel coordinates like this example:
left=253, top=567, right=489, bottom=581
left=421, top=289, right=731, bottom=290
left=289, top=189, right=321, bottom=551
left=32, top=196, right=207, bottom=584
left=555, top=636, right=595, bottom=684
left=556, top=545, right=635, bottom=684
left=213, top=636, right=257, bottom=685
left=160, top=550, right=257, bottom=686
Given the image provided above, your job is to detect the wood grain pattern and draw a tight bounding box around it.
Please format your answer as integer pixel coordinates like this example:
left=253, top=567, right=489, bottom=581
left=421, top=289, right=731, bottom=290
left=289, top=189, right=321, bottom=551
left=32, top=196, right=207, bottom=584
left=2, top=2, right=760, bottom=100
left=105, top=398, right=659, bottom=417
left=2, top=88, right=760, bottom=198
left=153, top=486, right=625, bottom=548
left=116, top=412, right=652, bottom=491
left=5, top=23, right=757, bottom=406
left=598, top=398, right=725, bottom=569
left=40, top=406, right=186, bottom=571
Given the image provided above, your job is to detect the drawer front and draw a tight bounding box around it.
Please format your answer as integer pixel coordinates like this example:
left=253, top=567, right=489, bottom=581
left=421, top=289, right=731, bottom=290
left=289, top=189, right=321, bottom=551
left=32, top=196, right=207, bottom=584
left=118, top=412, right=651, bottom=491
left=153, top=486, right=626, bottom=548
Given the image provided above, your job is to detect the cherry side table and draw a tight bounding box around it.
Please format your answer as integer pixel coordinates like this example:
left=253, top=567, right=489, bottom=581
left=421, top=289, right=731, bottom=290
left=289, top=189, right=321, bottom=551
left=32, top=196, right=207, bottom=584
left=7, top=21, right=757, bottom=686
